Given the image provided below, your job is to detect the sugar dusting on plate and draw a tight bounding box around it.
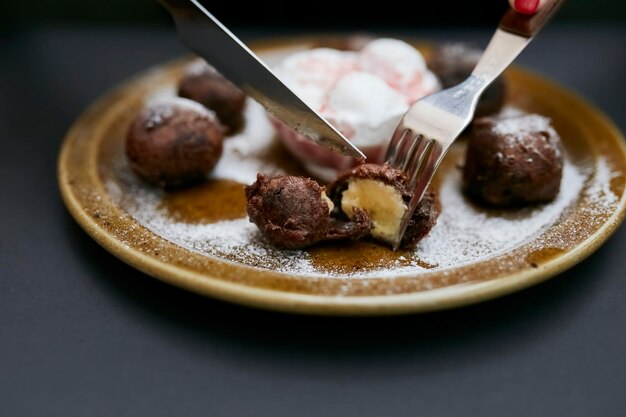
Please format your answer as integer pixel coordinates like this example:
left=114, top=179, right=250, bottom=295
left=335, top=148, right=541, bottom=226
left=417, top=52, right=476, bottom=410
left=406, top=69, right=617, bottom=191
left=107, top=100, right=620, bottom=279
left=415, top=160, right=583, bottom=268
left=212, top=100, right=285, bottom=184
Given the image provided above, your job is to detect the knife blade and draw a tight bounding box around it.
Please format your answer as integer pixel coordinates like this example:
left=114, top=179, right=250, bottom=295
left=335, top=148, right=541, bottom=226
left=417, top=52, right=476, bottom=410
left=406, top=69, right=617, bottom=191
left=159, top=0, right=364, bottom=159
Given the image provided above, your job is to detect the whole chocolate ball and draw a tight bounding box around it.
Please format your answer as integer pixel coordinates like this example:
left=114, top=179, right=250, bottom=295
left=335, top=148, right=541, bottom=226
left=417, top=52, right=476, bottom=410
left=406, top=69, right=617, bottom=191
left=463, top=114, right=563, bottom=206
left=126, top=98, right=224, bottom=188
left=178, top=60, right=246, bottom=132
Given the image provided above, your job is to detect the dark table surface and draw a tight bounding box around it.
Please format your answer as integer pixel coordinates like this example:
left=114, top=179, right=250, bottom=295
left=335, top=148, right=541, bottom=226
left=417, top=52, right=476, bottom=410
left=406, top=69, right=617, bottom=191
left=1, top=26, right=626, bottom=417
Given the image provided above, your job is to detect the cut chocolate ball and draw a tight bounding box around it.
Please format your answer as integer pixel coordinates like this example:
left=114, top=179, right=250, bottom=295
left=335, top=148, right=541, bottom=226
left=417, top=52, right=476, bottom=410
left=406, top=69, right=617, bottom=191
left=463, top=114, right=563, bottom=207
left=245, top=174, right=370, bottom=250
left=178, top=60, right=246, bottom=132
left=126, top=98, right=224, bottom=188
left=401, top=191, right=440, bottom=249
left=329, top=163, right=440, bottom=249
left=331, top=164, right=407, bottom=244
left=326, top=207, right=372, bottom=241
left=428, top=43, right=505, bottom=117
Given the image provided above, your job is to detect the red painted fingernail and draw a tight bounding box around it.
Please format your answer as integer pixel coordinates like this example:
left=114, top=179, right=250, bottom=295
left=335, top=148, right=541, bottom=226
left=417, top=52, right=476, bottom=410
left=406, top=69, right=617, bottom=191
left=515, top=0, right=540, bottom=14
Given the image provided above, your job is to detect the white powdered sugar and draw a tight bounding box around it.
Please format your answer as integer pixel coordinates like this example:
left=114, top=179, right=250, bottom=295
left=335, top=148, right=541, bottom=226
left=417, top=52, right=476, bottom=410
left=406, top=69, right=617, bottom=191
left=212, top=99, right=284, bottom=184
left=109, top=174, right=318, bottom=275
left=182, top=58, right=215, bottom=77
left=585, top=157, right=620, bottom=206
left=141, top=96, right=218, bottom=129
left=109, top=151, right=596, bottom=278
left=108, top=94, right=620, bottom=278
left=414, top=160, right=585, bottom=268
left=488, top=113, right=563, bottom=161
left=492, top=114, right=555, bottom=136
left=144, top=214, right=317, bottom=275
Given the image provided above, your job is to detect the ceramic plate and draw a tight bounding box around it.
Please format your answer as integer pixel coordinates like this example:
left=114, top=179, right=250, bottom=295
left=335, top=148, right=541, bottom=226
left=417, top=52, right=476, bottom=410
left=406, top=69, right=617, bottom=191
left=58, top=36, right=626, bottom=315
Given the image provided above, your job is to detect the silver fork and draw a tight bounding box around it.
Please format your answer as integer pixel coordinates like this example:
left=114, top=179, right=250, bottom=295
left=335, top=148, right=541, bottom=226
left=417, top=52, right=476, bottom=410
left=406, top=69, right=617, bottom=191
left=386, top=0, right=565, bottom=250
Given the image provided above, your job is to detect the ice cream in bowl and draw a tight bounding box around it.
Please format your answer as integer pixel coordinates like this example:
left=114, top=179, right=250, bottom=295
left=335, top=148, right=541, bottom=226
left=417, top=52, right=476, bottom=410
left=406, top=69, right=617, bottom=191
left=271, top=38, right=440, bottom=180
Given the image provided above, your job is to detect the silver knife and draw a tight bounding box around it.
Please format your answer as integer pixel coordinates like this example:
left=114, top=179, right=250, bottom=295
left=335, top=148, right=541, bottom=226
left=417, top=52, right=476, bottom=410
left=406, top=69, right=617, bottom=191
left=159, top=0, right=364, bottom=159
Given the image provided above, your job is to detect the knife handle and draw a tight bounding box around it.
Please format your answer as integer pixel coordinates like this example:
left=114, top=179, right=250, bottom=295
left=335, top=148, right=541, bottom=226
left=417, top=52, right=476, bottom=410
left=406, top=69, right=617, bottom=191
left=499, top=0, right=565, bottom=38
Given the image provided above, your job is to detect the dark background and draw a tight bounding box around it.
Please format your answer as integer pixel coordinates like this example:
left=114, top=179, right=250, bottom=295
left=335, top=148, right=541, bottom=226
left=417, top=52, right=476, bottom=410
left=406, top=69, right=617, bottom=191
left=2, top=1, right=626, bottom=417
left=4, top=0, right=626, bottom=29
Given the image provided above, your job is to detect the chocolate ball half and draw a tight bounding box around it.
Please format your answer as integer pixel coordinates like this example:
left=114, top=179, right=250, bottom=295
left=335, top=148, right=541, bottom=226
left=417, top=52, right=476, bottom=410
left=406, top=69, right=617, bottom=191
left=245, top=175, right=331, bottom=249
left=245, top=174, right=371, bottom=250
left=329, top=163, right=440, bottom=249
left=463, top=114, right=563, bottom=206
left=126, top=98, right=224, bottom=188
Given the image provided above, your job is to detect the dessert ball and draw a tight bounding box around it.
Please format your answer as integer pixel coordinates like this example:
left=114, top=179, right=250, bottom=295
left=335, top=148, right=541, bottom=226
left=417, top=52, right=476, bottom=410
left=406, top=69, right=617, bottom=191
left=245, top=174, right=371, bottom=250
left=329, top=163, right=440, bottom=249
left=428, top=43, right=505, bottom=117
left=126, top=98, right=225, bottom=188
left=178, top=60, right=246, bottom=132
left=463, top=114, right=563, bottom=207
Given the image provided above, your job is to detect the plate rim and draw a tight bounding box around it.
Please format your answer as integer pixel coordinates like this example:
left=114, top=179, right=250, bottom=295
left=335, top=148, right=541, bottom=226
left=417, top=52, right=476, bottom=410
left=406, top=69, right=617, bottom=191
left=58, top=36, right=626, bottom=316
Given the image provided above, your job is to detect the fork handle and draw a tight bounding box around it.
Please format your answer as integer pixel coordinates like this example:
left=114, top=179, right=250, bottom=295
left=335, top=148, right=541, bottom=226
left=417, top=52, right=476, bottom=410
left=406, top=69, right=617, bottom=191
left=500, top=0, right=566, bottom=38
left=471, top=0, right=564, bottom=85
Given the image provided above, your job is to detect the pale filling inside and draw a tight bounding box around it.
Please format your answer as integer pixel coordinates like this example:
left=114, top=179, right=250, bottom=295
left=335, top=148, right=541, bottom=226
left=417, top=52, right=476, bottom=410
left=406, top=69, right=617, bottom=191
left=321, top=192, right=334, bottom=214
left=340, top=179, right=407, bottom=242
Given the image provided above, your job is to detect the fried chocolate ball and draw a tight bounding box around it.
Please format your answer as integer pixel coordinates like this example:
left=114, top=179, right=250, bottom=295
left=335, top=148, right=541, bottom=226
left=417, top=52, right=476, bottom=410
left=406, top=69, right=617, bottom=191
left=178, top=60, right=246, bottom=132
left=329, top=163, right=440, bottom=249
left=463, top=114, right=563, bottom=207
left=245, top=174, right=370, bottom=249
left=402, top=191, right=440, bottom=249
left=428, top=43, right=505, bottom=117
left=126, top=98, right=224, bottom=188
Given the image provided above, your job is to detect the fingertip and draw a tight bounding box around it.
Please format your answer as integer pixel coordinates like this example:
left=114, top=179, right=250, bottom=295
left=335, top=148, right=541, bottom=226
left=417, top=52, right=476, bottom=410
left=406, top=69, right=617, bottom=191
left=511, top=0, right=541, bottom=14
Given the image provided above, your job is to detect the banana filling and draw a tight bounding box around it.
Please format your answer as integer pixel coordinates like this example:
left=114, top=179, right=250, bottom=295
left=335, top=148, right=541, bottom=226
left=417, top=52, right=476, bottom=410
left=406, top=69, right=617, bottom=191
left=340, top=178, right=407, bottom=243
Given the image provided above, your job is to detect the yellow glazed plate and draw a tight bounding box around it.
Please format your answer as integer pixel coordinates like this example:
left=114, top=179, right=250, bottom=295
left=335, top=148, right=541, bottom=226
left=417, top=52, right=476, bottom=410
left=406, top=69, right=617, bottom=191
left=58, top=36, right=626, bottom=315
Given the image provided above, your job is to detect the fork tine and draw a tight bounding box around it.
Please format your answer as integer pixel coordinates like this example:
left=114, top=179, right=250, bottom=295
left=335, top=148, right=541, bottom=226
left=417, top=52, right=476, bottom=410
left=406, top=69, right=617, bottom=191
left=392, top=142, right=441, bottom=250
left=399, top=133, right=423, bottom=172
left=406, top=137, right=434, bottom=190
left=401, top=135, right=427, bottom=174
left=413, top=144, right=443, bottom=191
left=385, top=128, right=409, bottom=167
left=385, top=77, right=483, bottom=249
left=394, top=132, right=416, bottom=170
